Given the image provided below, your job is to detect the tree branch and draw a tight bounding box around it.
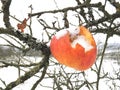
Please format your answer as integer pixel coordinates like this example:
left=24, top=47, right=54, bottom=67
left=0, top=28, right=50, bottom=55
left=29, top=3, right=102, bottom=17
left=0, top=28, right=51, bottom=90
left=4, top=55, right=49, bottom=90
left=31, top=60, right=48, bottom=90
left=1, top=0, right=12, bottom=28
left=85, top=12, right=120, bottom=27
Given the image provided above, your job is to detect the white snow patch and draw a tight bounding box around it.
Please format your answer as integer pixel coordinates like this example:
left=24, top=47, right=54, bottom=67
left=68, top=27, right=80, bottom=38
left=55, top=27, right=79, bottom=39
left=55, top=27, right=93, bottom=52
left=71, top=35, right=93, bottom=52
left=55, top=29, right=68, bottom=39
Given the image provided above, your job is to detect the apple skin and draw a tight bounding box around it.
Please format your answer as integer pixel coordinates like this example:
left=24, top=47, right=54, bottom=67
left=50, top=26, right=97, bottom=71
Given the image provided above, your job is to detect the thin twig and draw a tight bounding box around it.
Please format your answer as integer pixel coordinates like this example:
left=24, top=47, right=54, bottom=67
left=96, top=34, right=109, bottom=90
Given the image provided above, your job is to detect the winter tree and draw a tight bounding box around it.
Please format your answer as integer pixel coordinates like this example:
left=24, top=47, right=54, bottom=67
left=0, top=0, right=120, bottom=90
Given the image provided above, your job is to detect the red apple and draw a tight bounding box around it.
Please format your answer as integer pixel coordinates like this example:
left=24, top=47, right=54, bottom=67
left=50, top=26, right=97, bottom=71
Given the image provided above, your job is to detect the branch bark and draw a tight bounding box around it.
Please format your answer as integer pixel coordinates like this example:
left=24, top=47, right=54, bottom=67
left=4, top=55, right=49, bottom=90
left=1, top=0, right=12, bottom=28
left=29, top=3, right=102, bottom=17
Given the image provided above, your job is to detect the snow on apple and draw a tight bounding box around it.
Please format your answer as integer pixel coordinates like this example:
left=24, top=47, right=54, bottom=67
left=50, top=26, right=97, bottom=71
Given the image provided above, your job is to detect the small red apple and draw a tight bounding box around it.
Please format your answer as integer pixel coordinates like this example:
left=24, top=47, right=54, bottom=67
left=50, top=26, right=97, bottom=71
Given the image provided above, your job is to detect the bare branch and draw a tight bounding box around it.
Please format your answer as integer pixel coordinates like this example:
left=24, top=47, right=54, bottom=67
left=29, top=3, right=102, bottom=17
left=4, top=55, right=49, bottom=90
left=1, top=0, right=12, bottom=28
left=0, top=28, right=50, bottom=54
left=31, top=60, right=48, bottom=90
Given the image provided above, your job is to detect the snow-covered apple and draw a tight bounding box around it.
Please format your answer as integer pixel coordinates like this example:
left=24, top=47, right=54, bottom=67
left=50, top=26, right=97, bottom=71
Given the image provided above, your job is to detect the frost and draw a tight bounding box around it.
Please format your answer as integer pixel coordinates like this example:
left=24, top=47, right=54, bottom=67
left=71, top=35, right=93, bottom=52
